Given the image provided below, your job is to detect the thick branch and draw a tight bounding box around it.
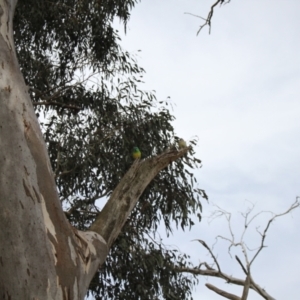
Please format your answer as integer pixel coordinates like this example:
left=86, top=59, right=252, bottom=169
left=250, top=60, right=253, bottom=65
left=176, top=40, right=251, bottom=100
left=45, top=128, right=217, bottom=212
left=90, top=147, right=190, bottom=248
left=241, top=272, right=251, bottom=300
left=175, top=266, right=275, bottom=300
left=206, top=283, right=241, bottom=300
left=175, top=266, right=247, bottom=286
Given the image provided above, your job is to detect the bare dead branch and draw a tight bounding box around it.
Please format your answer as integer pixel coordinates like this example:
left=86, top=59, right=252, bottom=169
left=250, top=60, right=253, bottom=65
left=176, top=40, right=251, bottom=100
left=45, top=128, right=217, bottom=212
left=206, top=283, right=241, bottom=300
left=175, top=265, right=245, bottom=285
left=250, top=197, right=300, bottom=265
left=211, top=199, right=300, bottom=271
left=185, top=0, right=231, bottom=35
left=210, top=206, right=245, bottom=259
left=176, top=265, right=276, bottom=300
left=184, top=12, right=207, bottom=21
left=235, top=255, right=247, bottom=275
left=175, top=198, right=300, bottom=300
left=241, top=272, right=251, bottom=300
left=193, top=239, right=221, bottom=272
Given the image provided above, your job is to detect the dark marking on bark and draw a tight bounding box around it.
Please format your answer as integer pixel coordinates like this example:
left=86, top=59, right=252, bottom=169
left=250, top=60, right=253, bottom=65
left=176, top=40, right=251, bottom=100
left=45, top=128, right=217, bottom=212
left=0, top=256, right=3, bottom=266
left=22, top=179, right=34, bottom=203
left=5, top=34, right=12, bottom=51
left=62, top=286, right=70, bottom=300
left=0, top=5, right=3, bottom=27
left=4, top=85, right=10, bottom=92
left=19, top=200, right=24, bottom=209
left=5, top=290, right=11, bottom=300
left=121, top=185, right=130, bottom=195
left=125, top=196, right=130, bottom=206
left=23, top=118, right=30, bottom=136
left=24, top=165, right=29, bottom=176
left=32, top=186, right=41, bottom=203
left=27, top=268, right=30, bottom=276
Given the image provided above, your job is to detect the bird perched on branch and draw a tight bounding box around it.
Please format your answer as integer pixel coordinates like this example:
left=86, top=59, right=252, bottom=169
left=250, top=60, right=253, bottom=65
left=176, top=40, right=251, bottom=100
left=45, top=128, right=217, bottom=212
left=178, top=138, right=187, bottom=149
left=132, top=147, right=141, bottom=159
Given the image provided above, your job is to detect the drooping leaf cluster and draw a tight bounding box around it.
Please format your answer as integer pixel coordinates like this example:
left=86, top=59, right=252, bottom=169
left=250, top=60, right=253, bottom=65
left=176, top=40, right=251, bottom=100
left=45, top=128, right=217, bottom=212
left=89, top=222, right=197, bottom=300
left=14, top=1, right=207, bottom=299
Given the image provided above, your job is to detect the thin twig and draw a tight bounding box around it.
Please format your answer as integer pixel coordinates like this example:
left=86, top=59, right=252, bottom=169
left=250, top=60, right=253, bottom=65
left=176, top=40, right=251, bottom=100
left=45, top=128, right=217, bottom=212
left=185, top=0, right=230, bottom=35
left=193, top=239, right=221, bottom=272
left=235, top=255, right=247, bottom=275
left=250, top=198, right=300, bottom=265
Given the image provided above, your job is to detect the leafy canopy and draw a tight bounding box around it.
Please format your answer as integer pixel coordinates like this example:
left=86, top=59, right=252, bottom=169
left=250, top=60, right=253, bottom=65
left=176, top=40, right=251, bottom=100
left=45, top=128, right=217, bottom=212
left=14, top=0, right=207, bottom=299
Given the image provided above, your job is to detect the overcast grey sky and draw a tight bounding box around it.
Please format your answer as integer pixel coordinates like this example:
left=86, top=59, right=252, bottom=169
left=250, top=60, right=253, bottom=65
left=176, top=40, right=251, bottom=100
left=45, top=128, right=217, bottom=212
left=112, top=1, right=300, bottom=299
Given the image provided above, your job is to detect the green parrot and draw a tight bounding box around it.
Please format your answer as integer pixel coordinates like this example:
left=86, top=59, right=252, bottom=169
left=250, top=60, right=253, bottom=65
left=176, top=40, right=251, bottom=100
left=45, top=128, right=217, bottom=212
left=178, top=138, right=187, bottom=149
left=132, top=147, right=141, bottom=159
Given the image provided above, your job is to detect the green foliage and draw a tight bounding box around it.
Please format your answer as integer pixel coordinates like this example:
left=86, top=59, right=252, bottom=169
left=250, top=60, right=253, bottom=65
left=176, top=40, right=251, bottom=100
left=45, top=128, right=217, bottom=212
left=14, top=0, right=207, bottom=299
left=89, top=226, right=197, bottom=299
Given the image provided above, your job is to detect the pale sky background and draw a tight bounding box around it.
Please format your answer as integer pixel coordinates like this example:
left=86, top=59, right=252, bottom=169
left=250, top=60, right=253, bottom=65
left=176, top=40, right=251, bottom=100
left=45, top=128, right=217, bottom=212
left=110, top=1, right=300, bottom=299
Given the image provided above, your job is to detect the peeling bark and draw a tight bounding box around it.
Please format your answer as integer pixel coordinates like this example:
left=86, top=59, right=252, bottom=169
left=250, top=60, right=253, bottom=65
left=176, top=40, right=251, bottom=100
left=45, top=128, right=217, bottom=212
left=0, top=1, right=107, bottom=299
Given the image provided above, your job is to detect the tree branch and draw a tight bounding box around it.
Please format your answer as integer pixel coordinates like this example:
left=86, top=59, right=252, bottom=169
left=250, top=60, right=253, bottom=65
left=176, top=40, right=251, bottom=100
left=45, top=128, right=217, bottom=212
left=250, top=198, right=300, bottom=265
left=176, top=265, right=275, bottom=300
left=33, top=100, right=81, bottom=111
left=235, top=255, right=247, bottom=275
left=90, top=146, right=191, bottom=248
left=241, top=272, right=251, bottom=300
left=206, top=283, right=241, bottom=300
left=193, top=239, right=221, bottom=272
left=174, top=198, right=300, bottom=300
left=185, top=0, right=230, bottom=35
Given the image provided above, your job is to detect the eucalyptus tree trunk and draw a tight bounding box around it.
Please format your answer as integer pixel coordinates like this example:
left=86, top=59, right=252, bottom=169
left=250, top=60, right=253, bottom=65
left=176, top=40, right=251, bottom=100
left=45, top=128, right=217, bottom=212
left=0, top=1, right=107, bottom=299
left=0, top=1, right=188, bottom=299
